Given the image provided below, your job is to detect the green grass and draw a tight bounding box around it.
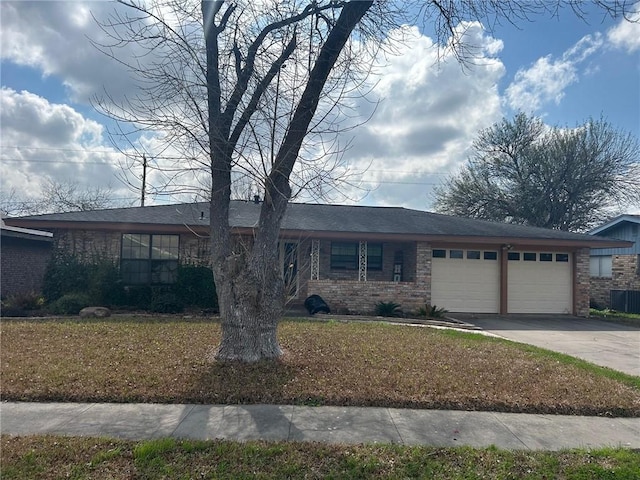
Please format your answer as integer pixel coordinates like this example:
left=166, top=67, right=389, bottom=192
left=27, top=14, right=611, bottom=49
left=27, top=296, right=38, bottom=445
left=590, top=308, right=640, bottom=327
left=1, top=318, right=639, bottom=416
left=2, top=435, right=639, bottom=479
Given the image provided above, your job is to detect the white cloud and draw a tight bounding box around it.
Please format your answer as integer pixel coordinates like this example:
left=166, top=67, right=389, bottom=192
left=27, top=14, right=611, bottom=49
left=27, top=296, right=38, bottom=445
left=0, top=87, right=124, bottom=200
left=0, top=1, right=146, bottom=104
left=607, top=4, right=640, bottom=53
left=327, top=23, right=505, bottom=208
left=1, top=3, right=507, bottom=211
left=505, top=33, right=603, bottom=112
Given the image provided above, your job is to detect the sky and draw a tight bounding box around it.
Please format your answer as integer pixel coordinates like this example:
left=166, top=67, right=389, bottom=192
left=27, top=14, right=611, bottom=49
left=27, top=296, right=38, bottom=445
left=1, top=1, right=639, bottom=215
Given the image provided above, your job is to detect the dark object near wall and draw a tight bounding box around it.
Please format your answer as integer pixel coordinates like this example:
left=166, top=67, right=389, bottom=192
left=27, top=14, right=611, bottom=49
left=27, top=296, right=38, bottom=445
left=610, top=290, right=640, bottom=314
left=305, top=294, right=331, bottom=315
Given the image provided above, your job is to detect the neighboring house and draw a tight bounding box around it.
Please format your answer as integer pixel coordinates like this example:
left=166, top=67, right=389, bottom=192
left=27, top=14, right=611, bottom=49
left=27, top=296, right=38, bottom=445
left=0, top=219, right=53, bottom=298
left=589, top=215, right=640, bottom=311
left=3, top=201, right=630, bottom=316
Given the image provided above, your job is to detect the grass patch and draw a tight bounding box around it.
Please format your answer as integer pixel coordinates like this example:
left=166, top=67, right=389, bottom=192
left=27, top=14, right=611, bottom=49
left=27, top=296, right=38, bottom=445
left=590, top=309, right=640, bottom=327
left=1, top=318, right=639, bottom=416
left=2, top=435, right=639, bottom=479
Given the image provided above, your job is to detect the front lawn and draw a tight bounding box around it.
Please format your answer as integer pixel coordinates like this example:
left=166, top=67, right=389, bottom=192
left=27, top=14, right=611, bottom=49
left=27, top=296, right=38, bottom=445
left=1, top=318, right=639, bottom=416
left=3, top=436, right=639, bottom=480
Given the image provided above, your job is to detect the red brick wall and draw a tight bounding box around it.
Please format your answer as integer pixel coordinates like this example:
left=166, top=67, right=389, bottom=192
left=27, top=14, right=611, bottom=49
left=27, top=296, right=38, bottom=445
left=0, top=236, right=52, bottom=298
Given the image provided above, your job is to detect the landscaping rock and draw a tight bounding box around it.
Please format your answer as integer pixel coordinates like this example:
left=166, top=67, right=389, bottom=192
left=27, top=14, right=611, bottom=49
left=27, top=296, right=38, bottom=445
left=79, top=306, right=111, bottom=318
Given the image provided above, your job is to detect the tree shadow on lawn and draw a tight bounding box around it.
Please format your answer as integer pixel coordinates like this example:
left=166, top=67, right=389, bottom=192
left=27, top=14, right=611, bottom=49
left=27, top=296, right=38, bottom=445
left=185, top=356, right=299, bottom=405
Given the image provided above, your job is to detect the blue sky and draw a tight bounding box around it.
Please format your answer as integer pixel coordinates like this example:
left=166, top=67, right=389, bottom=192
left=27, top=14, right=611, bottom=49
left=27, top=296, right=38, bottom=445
left=1, top=1, right=639, bottom=214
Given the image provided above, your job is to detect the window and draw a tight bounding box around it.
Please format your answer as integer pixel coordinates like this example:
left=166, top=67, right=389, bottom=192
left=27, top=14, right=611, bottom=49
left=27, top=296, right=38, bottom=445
left=508, top=252, right=520, bottom=261
left=121, top=234, right=179, bottom=284
left=556, top=253, right=569, bottom=263
left=330, top=242, right=357, bottom=270
left=540, top=253, right=553, bottom=262
left=523, top=252, right=537, bottom=261
left=449, top=249, right=464, bottom=259
left=484, top=251, right=498, bottom=260
left=330, top=242, right=382, bottom=270
left=467, top=250, right=481, bottom=259
left=367, top=243, right=383, bottom=270
left=432, top=249, right=446, bottom=258
left=590, top=255, right=612, bottom=277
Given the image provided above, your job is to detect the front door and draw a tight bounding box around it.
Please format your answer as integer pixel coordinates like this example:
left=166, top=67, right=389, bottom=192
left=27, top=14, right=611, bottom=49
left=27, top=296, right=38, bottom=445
left=281, top=241, right=299, bottom=298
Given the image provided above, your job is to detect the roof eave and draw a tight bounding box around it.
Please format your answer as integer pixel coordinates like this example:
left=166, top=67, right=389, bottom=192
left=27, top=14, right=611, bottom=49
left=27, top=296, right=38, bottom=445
left=6, top=220, right=630, bottom=248
left=590, top=215, right=640, bottom=235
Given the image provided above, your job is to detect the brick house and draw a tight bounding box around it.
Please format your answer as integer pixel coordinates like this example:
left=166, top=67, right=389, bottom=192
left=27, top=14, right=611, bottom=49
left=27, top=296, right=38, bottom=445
left=4, top=201, right=630, bottom=316
left=1, top=220, right=53, bottom=298
left=589, top=215, right=640, bottom=311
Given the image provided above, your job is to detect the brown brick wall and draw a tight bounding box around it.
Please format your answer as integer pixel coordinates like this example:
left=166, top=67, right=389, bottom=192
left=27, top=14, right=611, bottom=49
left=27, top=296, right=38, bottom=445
left=574, top=248, right=590, bottom=317
left=52, top=229, right=212, bottom=266
left=316, top=240, right=417, bottom=282
left=590, top=254, right=640, bottom=308
left=305, top=241, right=431, bottom=314
left=307, top=279, right=429, bottom=315
left=0, top=237, right=53, bottom=298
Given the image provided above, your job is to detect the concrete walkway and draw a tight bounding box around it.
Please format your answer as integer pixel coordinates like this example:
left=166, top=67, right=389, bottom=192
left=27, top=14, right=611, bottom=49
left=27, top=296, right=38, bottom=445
left=2, top=402, right=639, bottom=451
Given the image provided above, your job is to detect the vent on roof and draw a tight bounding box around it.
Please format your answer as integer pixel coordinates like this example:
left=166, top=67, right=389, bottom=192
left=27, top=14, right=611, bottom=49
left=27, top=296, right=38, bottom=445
left=200, top=211, right=204, bottom=220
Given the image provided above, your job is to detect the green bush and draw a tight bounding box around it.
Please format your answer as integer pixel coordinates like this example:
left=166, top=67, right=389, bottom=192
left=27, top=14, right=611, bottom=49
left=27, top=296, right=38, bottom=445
left=375, top=301, right=403, bottom=317
left=121, top=285, right=153, bottom=310
left=149, top=292, right=184, bottom=313
left=416, top=303, right=448, bottom=319
left=49, top=293, right=91, bottom=315
left=43, top=254, right=216, bottom=312
left=87, top=258, right=125, bottom=306
left=2, top=291, right=45, bottom=311
left=173, top=265, right=218, bottom=310
left=42, top=253, right=89, bottom=302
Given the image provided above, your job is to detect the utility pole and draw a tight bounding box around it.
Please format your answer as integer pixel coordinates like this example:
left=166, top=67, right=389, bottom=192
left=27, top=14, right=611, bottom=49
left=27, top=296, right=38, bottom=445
left=141, top=154, right=147, bottom=207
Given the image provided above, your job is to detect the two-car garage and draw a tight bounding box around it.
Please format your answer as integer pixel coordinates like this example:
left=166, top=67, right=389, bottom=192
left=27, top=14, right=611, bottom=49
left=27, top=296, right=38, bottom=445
left=431, top=248, right=573, bottom=314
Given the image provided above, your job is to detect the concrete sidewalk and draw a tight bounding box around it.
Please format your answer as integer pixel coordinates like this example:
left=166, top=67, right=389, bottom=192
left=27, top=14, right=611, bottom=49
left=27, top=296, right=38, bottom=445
left=2, top=402, right=639, bottom=451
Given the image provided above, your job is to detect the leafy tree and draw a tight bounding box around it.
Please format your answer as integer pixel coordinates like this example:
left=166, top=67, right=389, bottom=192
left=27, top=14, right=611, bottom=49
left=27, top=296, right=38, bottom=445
left=92, top=1, right=636, bottom=362
left=435, top=113, right=640, bottom=231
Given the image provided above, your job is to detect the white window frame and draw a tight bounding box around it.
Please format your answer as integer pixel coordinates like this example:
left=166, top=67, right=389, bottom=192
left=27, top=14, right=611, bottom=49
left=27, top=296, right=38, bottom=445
left=590, top=255, right=612, bottom=278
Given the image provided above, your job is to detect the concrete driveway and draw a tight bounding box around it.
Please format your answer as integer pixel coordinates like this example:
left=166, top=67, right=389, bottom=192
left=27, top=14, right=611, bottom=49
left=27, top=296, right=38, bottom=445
left=452, top=315, right=640, bottom=376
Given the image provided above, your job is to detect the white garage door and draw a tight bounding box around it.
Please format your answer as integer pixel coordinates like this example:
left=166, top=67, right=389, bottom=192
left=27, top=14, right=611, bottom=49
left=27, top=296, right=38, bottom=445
left=507, top=252, right=572, bottom=314
left=431, top=248, right=500, bottom=313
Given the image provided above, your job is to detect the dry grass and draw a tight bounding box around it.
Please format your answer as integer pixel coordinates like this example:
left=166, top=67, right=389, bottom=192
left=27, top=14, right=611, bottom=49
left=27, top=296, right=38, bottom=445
left=3, top=435, right=639, bottom=480
left=1, top=318, right=639, bottom=416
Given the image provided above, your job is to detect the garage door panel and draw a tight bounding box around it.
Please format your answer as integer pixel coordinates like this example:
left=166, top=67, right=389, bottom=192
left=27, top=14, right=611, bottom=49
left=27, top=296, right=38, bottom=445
left=432, top=253, right=499, bottom=313
left=507, top=253, right=572, bottom=314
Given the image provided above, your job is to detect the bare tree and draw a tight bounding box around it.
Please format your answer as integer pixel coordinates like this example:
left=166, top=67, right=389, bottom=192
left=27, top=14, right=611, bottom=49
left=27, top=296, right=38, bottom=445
left=1, top=180, right=120, bottom=216
left=434, top=113, right=640, bottom=231
left=92, top=0, right=638, bottom=362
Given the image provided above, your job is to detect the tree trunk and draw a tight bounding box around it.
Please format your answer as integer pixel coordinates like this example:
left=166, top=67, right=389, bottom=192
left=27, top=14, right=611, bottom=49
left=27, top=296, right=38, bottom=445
left=213, top=236, right=285, bottom=363
left=205, top=0, right=374, bottom=363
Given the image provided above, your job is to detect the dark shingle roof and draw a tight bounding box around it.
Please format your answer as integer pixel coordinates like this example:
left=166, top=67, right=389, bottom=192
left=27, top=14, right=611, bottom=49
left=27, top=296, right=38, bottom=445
left=6, top=200, right=623, bottom=245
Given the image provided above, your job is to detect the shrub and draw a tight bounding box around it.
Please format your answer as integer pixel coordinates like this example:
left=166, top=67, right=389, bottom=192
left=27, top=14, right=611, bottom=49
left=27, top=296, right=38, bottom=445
left=2, top=291, right=45, bottom=311
left=375, top=301, right=403, bottom=317
left=49, top=293, right=91, bottom=315
left=173, top=265, right=218, bottom=310
left=87, top=258, right=125, bottom=307
left=416, top=303, right=448, bottom=319
left=42, top=253, right=89, bottom=302
left=149, top=292, right=184, bottom=314
left=122, top=285, right=153, bottom=310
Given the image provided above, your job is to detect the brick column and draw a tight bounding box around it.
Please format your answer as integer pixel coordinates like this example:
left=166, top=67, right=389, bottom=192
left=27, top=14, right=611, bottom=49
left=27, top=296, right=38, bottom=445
left=416, top=242, right=432, bottom=304
left=574, top=248, right=590, bottom=317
